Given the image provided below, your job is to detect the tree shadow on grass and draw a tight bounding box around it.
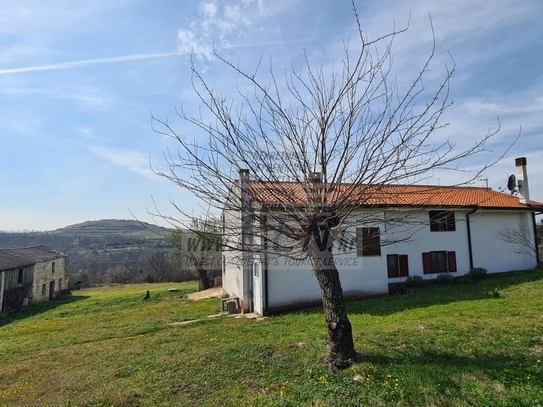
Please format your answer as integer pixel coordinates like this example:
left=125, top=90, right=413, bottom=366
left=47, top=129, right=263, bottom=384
left=289, top=269, right=543, bottom=317
left=0, top=293, right=90, bottom=328
left=345, top=268, right=543, bottom=317
left=361, top=348, right=543, bottom=391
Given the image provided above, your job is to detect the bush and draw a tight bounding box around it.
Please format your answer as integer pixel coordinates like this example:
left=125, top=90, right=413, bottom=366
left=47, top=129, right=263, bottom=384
left=405, top=275, right=424, bottom=287
left=467, top=267, right=487, bottom=280
left=488, top=287, right=501, bottom=298
left=436, top=273, right=455, bottom=284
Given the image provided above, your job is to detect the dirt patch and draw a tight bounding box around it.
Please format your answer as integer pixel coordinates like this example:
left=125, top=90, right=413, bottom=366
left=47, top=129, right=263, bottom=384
left=187, top=287, right=226, bottom=300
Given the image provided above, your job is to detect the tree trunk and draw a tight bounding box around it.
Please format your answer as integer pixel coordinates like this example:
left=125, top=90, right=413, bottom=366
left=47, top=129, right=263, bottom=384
left=196, top=267, right=210, bottom=290
left=308, top=220, right=357, bottom=372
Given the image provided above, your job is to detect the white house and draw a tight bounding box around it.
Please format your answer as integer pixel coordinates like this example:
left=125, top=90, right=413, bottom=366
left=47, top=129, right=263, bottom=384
left=0, top=245, right=69, bottom=313
left=222, top=158, right=543, bottom=315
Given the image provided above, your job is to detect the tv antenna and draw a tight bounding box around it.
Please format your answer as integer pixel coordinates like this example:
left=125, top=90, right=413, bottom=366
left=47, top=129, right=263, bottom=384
left=479, top=178, right=489, bottom=188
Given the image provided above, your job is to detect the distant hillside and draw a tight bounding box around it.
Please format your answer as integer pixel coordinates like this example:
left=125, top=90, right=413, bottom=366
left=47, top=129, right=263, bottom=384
left=0, top=219, right=178, bottom=286
left=54, top=219, right=172, bottom=239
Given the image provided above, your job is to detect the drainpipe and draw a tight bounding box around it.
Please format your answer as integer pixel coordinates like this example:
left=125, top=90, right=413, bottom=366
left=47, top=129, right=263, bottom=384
left=262, top=214, right=269, bottom=316
left=466, top=207, right=478, bottom=270
left=533, top=212, right=541, bottom=264
left=239, top=169, right=252, bottom=313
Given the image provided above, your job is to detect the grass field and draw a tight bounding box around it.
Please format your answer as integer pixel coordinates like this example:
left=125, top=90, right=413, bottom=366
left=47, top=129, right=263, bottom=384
left=1, top=271, right=543, bottom=407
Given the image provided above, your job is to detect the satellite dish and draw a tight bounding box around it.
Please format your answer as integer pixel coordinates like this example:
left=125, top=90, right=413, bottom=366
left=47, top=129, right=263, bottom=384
left=507, top=174, right=516, bottom=194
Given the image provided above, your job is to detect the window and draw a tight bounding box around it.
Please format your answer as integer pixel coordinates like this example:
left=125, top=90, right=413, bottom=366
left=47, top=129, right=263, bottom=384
left=17, top=268, right=23, bottom=284
left=42, top=284, right=46, bottom=296
left=422, top=251, right=457, bottom=274
left=429, top=210, right=456, bottom=232
left=59, top=278, right=63, bottom=290
left=52, top=262, right=56, bottom=273
left=356, top=227, right=381, bottom=256
left=387, top=254, right=409, bottom=278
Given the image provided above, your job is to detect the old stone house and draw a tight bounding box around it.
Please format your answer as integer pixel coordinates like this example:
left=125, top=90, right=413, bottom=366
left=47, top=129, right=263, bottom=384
left=0, top=245, right=68, bottom=313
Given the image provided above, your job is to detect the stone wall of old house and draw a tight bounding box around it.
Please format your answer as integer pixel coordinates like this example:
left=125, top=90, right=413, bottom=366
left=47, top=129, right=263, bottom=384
left=31, top=257, right=68, bottom=303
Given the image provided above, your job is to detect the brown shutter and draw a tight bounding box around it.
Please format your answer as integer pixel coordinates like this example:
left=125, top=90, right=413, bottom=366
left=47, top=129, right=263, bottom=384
left=447, top=251, right=457, bottom=272
left=356, top=228, right=363, bottom=256
left=422, top=252, right=432, bottom=274
left=399, top=254, right=409, bottom=277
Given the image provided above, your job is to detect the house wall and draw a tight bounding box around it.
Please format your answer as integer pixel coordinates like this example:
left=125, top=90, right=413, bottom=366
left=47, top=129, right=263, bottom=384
left=265, top=211, right=390, bottom=312
left=222, top=202, right=246, bottom=305
left=470, top=211, right=536, bottom=272
left=382, top=208, right=537, bottom=284
left=266, top=248, right=388, bottom=312
left=222, top=199, right=539, bottom=313
left=0, top=266, right=34, bottom=312
left=2, top=265, right=33, bottom=291
left=31, top=257, right=68, bottom=303
left=384, top=209, right=471, bottom=282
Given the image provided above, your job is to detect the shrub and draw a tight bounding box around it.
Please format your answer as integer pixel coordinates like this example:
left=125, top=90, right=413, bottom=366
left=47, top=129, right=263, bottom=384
left=436, top=273, right=455, bottom=284
left=404, top=275, right=424, bottom=287
left=467, top=267, right=487, bottom=280
left=488, top=288, right=501, bottom=298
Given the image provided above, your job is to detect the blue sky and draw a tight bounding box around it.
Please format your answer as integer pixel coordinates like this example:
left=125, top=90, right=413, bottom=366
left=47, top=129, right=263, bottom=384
left=1, top=0, right=542, bottom=231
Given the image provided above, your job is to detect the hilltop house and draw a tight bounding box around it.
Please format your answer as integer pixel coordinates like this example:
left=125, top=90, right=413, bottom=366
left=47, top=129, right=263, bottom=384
left=222, top=158, right=543, bottom=315
left=0, top=245, right=68, bottom=313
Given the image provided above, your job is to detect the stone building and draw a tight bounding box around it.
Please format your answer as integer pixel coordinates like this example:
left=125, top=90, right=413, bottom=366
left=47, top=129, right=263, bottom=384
left=0, top=245, right=68, bottom=313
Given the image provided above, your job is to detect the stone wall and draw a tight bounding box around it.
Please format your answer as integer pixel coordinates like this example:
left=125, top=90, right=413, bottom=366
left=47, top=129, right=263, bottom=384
left=31, top=256, right=68, bottom=303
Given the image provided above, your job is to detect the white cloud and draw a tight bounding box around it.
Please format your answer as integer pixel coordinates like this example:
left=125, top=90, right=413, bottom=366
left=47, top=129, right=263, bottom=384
left=201, top=2, right=218, bottom=19
left=90, top=146, right=155, bottom=180
left=177, top=29, right=214, bottom=61
left=175, top=0, right=270, bottom=60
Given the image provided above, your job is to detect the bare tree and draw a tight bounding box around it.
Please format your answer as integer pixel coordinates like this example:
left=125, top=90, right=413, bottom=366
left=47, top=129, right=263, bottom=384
left=145, top=251, right=172, bottom=283
left=168, top=219, right=221, bottom=290
left=495, top=224, right=539, bottom=260
left=151, top=3, right=508, bottom=371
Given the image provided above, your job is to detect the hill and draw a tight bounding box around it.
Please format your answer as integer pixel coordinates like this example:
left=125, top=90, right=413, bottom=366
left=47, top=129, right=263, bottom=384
left=55, top=219, right=171, bottom=239
left=0, top=220, right=176, bottom=285
left=1, top=270, right=543, bottom=406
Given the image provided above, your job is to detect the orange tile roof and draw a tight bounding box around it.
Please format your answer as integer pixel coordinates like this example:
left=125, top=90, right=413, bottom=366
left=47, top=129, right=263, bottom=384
left=249, top=182, right=543, bottom=211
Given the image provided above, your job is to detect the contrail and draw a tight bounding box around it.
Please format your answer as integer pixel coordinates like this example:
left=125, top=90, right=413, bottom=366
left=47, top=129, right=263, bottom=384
left=0, top=52, right=179, bottom=75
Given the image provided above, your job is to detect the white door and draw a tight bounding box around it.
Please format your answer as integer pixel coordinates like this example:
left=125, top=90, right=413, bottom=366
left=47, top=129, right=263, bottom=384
left=252, top=261, right=263, bottom=315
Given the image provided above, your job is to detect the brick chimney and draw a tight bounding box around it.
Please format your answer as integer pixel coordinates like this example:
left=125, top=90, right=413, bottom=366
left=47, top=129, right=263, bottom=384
left=307, top=172, right=323, bottom=203
left=239, top=169, right=251, bottom=211
left=515, top=157, right=530, bottom=205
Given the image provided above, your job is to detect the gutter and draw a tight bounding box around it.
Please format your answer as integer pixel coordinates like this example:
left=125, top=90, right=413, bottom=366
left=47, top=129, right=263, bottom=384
left=533, top=212, right=541, bottom=264
left=263, top=218, right=269, bottom=316
left=466, top=207, right=478, bottom=270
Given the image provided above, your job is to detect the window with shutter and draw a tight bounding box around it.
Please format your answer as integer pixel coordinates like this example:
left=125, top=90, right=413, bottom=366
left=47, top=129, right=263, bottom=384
left=447, top=251, right=457, bottom=272
left=429, top=211, right=456, bottom=232
left=356, top=227, right=381, bottom=256
left=422, top=252, right=432, bottom=274
left=387, top=255, right=398, bottom=277
left=422, top=251, right=457, bottom=273
left=399, top=254, right=409, bottom=277
left=387, top=254, right=409, bottom=278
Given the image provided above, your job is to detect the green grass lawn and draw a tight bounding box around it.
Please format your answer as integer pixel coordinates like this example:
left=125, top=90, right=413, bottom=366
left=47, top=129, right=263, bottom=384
left=1, top=271, right=543, bottom=407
